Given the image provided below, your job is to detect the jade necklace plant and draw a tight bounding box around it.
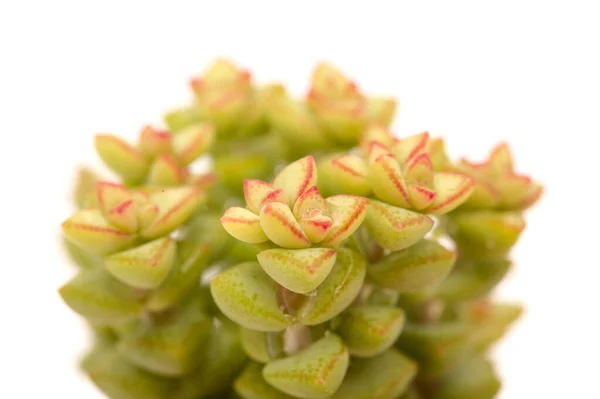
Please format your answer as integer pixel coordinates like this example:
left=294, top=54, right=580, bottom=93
left=60, top=59, right=542, bottom=399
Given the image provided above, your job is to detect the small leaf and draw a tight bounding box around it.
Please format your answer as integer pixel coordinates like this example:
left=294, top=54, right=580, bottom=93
left=235, top=362, right=298, bottom=399
left=436, top=259, right=511, bottom=302
left=137, top=126, right=172, bottom=159
left=164, top=106, right=204, bottom=132
left=330, top=349, right=417, bottom=399
left=59, top=267, right=144, bottom=325
left=95, top=134, right=148, bottom=182
left=263, top=333, right=349, bottom=399
left=299, top=214, right=333, bottom=243
left=462, top=179, right=500, bottom=209
left=337, top=306, right=406, bottom=357
left=299, top=248, right=366, bottom=325
left=433, top=356, right=500, bottom=399
left=244, top=179, right=288, bottom=214
left=260, top=202, right=311, bottom=249
left=427, top=137, right=452, bottom=171
left=292, top=186, right=328, bottom=219
left=147, top=154, right=188, bottom=186
left=172, top=123, right=214, bottom=165
left=365, top=97, right=397, bottom=126
left=104, top=237, right=176, bottom=290
left=425, top=172, right=475, bottom=215
left=321, top=195, right=369, bottom=247
left=62, top=209, right=136, bottom=256
left=364, top=200, right=433, bottom=251
left=392, top=132, right=429, bottom=164
left=496, top=173, right=532, bottom=208
left=328, top=154, right=372, bottom=196
left=257, top=248, right=337, bottom=294
left=96, top=182, right=133, bottom=216
left=221, top=207, right=269, bottom=244
left=74, top=167, right=98, bottom=208
left=210, top=262, right=294, bottom=332
left=448, top=211, right=525, bottom=257
left=140, top=187, right=203, bottom=239
left=368, top=239, right=456, bottom=293
left=407, top=185, right=436, bottom=211
left=273, top=155, right=317, bottom=206
left=117, top=296, right=212, bottom=376
left=487, top=142, right=513, bottom=175
left=369, top=154, right=411, bottom=208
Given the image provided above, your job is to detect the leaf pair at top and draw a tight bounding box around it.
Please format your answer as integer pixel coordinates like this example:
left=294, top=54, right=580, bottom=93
left=166, top=58, right=283, bottom=137
left=94, top=124, right=214, bottom=188
left=456, top=143, right=543, bottom=210
left=63, top=181, right=203, bottom=256
left=221, top=155, right=368, bottom=250
left=322, top=126, right=475, bottom=216
left=266, top=63, right=397, bottom=152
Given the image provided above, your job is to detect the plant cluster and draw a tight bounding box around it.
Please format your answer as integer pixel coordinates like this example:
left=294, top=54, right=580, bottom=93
left=60, top=59, right=542, bottom=399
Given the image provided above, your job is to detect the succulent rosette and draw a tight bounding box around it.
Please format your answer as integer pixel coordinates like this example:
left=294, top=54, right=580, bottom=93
left=58, top=59, right=543, bottom=399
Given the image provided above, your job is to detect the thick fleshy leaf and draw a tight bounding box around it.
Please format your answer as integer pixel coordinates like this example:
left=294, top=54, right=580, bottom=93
left=367, top=140, right=393, bottom=162
left=221, top=207, right=268, bottom=244
left=172, top=123, right=214, bottom=165
left=404, top=153, right=434, bottom=186
left=235, top=362, right=298, bottom=399
left=95, top=134, right=148, bottom=182
left=138, top=126, right=172, bottom=159
left=365, top=97, right=397, bottom=126
left=328, top=154, right=371, bottom=196
left=392, top=132, right=429, bottom=164
left=263, top=333, right=349, bottom=399
left=244, top=179, right=288, bottom=214
left=59, top=267, right=144, bottom=324
left=117, top=296, right=212, bottom=376
left=62, top=209, right=136, bottom=256
left=106, top=200, right=138, bottom=233
left=260, top=202, right=311, bottom=249
left=425, top=172, right=475, bottom=215
left=448, top=211, right=525, bottom=257
left=337, top=306, right=406, bottom=357
left=292, top=186, right=328, bottom=219
left=436, top=259, right=511, bottom=302
left=210, top=262, right=294, bottom=331
left=434, top=356, right=500, bottom=399
left=298, top=248, right=366, bottom=325
left=427, top=137, right=452, bottom=171
left=273, top=156, right=317, bottom=206
left=321, top=195, right=369, bottom=247
left=136, top=203, right=159, bottom=232
left=330, top=349, right=417, bottom=399
left=163, top=106, right=204, bottom=132
left=74, top=167, right=98, bottom=208
left=257, top=248, right=337, bottom=294
left=468, top=303, right=523, bottom=352
left=496, top=173, right=533, bottom=208
left=360, top=125, right=395, bottom=152
left=299, top=214, right=333, bottom=243
left=147, top=154, right=188, bottom=186
left=463, top=179, right=500, bottom=208
left=104, top=237, right=176, bottom=290
left=487, top=142, right=513, bottom=175
left=364, top=200, right=433, bottom=251
left=174, top=319, right=247, bottom=399
left=146, top=241, right=212, bottom=312
left=240, top=329, right=283, bottom=364
left=96, top=182, right=133, bottom=216
left=369, top=154, right=411, bottom=208
left=63, top=236, right=103, bottom=269
left=368, top=239, right=456, bottom=293
left=407, top=185, right=436, bottom=211
left=140, top=187, right=203, bottom=239
left=82, top=348, right=176, bottom=399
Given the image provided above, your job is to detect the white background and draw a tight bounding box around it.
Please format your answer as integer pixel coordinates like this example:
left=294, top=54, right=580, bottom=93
left=1, top=1, right=599, bottom=398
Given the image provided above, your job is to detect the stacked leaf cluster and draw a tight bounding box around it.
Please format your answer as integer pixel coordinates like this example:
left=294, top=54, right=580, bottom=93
left=60, top=59, right=542, bottom=399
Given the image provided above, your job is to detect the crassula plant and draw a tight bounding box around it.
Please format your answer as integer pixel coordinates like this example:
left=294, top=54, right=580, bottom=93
left=60, top=59, right=542, bottom=399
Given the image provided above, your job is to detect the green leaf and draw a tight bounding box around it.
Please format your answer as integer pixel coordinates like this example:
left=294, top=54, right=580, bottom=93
left=210, top=262, right=294, bottom=331
left=117, top=296, right=212, bottom=376
left=330, top=349, right=417, bottom=399
left=433, top=356, right=500, bottom=399
left=364, top=201, right=433, bottom=251
left=435, top=259, right=511, bottom=302
left=336, top=306, right=405, bottom=357
left=263, top=333, right=349, bottom=399
left=257, top=248, right=337, bottom=294
left=240, top=328, right=283, bottom=364
left=59, top=267, right=145, bottom=325
left=298, top=248, right=366, bottom=325
left=234, top=362, right=298, bottom=399
left=368, top=239, right=456, bottom=293
left=105, top=237, right=176, bottom=290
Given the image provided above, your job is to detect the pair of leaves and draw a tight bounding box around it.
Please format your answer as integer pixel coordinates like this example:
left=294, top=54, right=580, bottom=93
left=210, top=248, right=366, bottom=331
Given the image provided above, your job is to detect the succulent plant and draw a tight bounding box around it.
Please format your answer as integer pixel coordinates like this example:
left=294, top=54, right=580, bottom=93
left=60, top=59, right=542, bottom=399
